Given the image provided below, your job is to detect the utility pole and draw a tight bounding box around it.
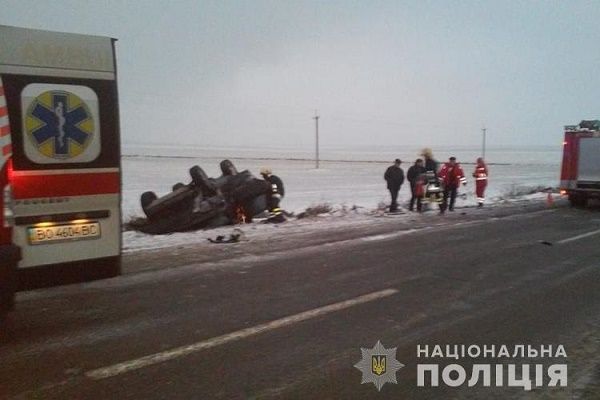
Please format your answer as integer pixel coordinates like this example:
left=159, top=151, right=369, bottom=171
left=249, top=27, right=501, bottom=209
left=314, top=111, right=320, bottom=169
left=482, top=125, right=487, bottom=160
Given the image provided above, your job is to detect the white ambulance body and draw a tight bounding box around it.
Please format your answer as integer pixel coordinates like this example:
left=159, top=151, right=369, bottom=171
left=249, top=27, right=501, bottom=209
left=0, top=25, right=121, bottom=318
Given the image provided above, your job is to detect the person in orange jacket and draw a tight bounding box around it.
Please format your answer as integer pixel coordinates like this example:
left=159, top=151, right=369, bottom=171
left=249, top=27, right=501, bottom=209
left=472, top=157, right=488, bottom=207
left=438, top=157, right=467, bottom=213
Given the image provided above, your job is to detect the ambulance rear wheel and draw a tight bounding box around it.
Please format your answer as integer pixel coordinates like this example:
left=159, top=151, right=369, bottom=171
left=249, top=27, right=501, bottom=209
left=0, top=312, right=9, bottom=343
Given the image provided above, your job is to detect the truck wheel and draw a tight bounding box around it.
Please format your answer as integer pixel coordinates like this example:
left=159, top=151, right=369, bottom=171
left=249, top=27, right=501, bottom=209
left=141, top=191, right=158, bottom=217
left=569, top=194, right=588, bottom=208
left=570, top=194, right=588, bottom=208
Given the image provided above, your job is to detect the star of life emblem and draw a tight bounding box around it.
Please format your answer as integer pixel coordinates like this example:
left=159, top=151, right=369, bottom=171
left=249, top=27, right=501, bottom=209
left=354, top=340, right=404, bottom=391
left=21, top=83, right=100, bottom=164
left=26, top=90, right=94, bottom=158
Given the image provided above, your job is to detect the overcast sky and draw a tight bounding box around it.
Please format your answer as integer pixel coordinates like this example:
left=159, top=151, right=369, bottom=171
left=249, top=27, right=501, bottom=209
left=3, top=1, right=600, bottom=150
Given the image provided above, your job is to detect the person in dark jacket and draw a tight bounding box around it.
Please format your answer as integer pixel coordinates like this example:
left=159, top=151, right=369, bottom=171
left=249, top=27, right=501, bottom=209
left=407, top=158, right=428, bottom=211
left=260, top=167, right=285, bottom=222
left=420, top=147, right=443, bottom=212
left=384, top=159, right=405, bottom=212
left=420, top=148, right=438, bottom=177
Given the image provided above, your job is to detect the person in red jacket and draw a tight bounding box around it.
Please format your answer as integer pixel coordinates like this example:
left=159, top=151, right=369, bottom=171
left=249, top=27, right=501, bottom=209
left=438, top=157, right=467, bottom=213
left=472, top=157, right=488, bottom=207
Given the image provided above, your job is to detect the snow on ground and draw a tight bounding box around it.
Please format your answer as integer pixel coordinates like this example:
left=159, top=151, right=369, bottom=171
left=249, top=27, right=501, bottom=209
left=121, top=146, right=561, bottom=253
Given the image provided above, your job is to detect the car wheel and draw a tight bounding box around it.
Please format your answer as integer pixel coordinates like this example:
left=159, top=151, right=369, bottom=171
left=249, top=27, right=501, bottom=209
left=172, top=182, right=186, bottom=191
left=141, top=191, right=158, bottom=217
left=190, top=166, right=218, bottom=196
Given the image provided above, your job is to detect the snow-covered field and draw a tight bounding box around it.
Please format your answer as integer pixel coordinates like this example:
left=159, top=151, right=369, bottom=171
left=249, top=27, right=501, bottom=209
left=121, top=145, right=562, bottom=253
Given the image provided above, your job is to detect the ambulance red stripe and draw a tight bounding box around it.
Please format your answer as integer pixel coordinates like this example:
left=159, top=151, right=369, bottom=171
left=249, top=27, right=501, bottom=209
left=0, top=83, right=8, bottom=138
left=13, top=171, right=119, bottom=198
left=2, top=144, right=11, bottom=156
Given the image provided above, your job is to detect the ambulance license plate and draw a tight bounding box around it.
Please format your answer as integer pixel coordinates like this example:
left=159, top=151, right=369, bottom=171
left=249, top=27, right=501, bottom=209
left=28, top=222, right=101, bottom=245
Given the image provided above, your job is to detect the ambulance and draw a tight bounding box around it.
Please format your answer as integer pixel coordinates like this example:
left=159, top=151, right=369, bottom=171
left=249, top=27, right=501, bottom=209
left=0, top=25, right=121, bottom=320
left=560, top=120, right=600, bottom=207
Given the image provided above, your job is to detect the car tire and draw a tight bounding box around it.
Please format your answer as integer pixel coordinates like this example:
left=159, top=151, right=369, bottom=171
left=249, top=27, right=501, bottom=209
left=190, top=166, right=218, bottom=196
left=141, top=191, right=158, bottom=218
left=172, top=182, right=186, bottom=191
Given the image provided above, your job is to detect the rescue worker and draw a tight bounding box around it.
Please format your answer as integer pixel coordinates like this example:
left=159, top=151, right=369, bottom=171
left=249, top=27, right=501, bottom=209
left=384, top=159, right=405, bottom=212
left=260, top=167, right=285, bottom=223
left=420, top=148, right=443, bottom=211
left=407, top=158, right=427, bottom=212
left=420, top=148, right=438, bottom=176
left=472, top=157, right=488, bottom=207
left=438, top=157, right=467, bottom=213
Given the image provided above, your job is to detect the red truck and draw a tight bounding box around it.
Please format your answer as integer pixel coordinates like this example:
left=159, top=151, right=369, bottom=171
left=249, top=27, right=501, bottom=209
left=560, top=120, right=600, bottom=207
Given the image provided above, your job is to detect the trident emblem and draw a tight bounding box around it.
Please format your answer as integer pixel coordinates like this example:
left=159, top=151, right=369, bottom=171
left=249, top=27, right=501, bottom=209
left=372, top=355, right=386, bottom=376
left=355, top=341, right=404, bottom=391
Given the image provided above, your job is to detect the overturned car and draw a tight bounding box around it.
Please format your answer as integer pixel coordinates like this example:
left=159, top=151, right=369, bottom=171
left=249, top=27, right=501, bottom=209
left=136, top=160, right=272, bottom=234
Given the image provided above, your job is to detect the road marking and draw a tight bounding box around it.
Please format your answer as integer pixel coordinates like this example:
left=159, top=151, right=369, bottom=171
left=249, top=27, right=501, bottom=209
left=557, top=229, right=600, bottom=244
left=86, top=288, right=398, bottom=380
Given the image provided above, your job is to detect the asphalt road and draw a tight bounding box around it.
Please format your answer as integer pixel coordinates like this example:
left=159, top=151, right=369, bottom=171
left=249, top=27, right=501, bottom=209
left=1, top=203, right=599, bottom=399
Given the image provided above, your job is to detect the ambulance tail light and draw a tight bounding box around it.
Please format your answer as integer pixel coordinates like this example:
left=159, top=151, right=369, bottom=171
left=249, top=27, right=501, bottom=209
left=3, top=159, right=15, bottom=228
